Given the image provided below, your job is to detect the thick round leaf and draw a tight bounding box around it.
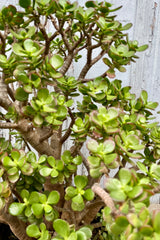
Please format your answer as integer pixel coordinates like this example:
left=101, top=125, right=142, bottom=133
left=119, top=168, right=131, bottom=185
left=106, top=178, right=121, bottom=192
left=53, top=219, right=70, bottom=238
left=110, top=190, right=126, bottom=202
left=15, top=87, right=29, bottom=101
left=78, top=227, right=92, bottom=239
left=32, top=203, right=43, bottom=217
left=68, top=232, right=78, bottom=240
left=115, top=216, right=129, bottom=228
left=50, top=55, right=64, bottom=70
left=76, top=231, right=87, bottom=240
left=127, top=186, right=143, bottom=199
left=19, top=0, right=31, bottom=8
left=83, top=189, right=94, bottom=201
left=153, top=212, right=160, bottom=233
left=40, top=166, right=52, bottom=177
left=44, top=204, right=53, bottom=214
left=90, top=167, right=103, bottom=178
left=47, top=156, right=56, bottom=167
left=71, top=200, right=85, bottom=212
left=65, top=186, right=78, bottom=200
left=47, top=191, right=60, bottom=205
left=29, top=191, right=40, bottom=204
left=74, top=175, right=88, bottom=189
left=87, top=156, right=101, bottom=167
left=2, top=156, right=15, bottom=167
left=87, top=139, right=98, bottom=153
left=103, top=140, right=115, bottom=154
left=26, top=224, right=40, bottom=238
left=9, top=202, right=25, bottom=216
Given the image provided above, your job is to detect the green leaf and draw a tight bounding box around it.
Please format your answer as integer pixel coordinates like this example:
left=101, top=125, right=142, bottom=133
left=50, top=55, right=64, bottom=70
left=83, top=189, right=94, bottom=201
left=0, top=54, right=7, bottom=63
left=34, top=114, right=44, bottom=125
left=9, top=202, right=25, bottom=216
left=72, top=156, right=82, bottom=165
left=119, top=168, right=131, bottom=185
left=39, top=166, right=52, bottom=177
left=53, top=219, right=70, bottom=238
left=103, top=140, right=115, bottom=154
left=29, top=191, right=40, bottom=204
left=20, top=189, right=29, bottom=200
left=47, top=191, right=60, bottom=205
left=32, top=203, right=43, bottom=217
left=78, top=227, right=92, bottom=239
left=137, top=44, right=148, bottom=52
left=36, top=0, right=50, bottom=5
left=37, top=88, right=49, bottom=102
left=2, top=156, right=15, bottom=167
left=47, top=156, right=56, bottom=167
left=15, top=87, right=29, bottom=101
left=65, top=186, right=78, bottom=200
left=76, top=231, right=87, bottom=240
left=110, top=190, right=126, bottom=201
left=120, top=23, right=132, bottom=31
left=106, top=178, right=121, bottom=191
left=12, top=43, right=26, bottom=56
left=103, top=153, right=117, bottom=166
left=26, top=224, right=41, bottom=238
left=87, top=156, right=101, bottom=167
left=19, top=0, right=31, bottom=8
left=153, top=212, right=160, bottom=233
left=115, top=215, right=129, bottom=227
left=90, top=167, right=103, bottom=178
left=68, top=232, right=77, bottom=240
left=74, top=175, right=88, bottom=189
left=71, top=195, right=85, bottom=211
left=87, top=139, right=98, bottom=153
left=137, top=162, right=148, bottom=173
left=140, top=225, right=153, bottom=236
left=141, top=90, right=148, bottom=104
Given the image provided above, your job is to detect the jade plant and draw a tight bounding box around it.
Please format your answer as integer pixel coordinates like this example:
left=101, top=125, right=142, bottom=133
left=0, top=0, right=159, bottom=240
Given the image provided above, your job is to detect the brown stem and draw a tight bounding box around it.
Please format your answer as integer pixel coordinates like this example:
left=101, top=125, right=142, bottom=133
left=92, top=183, right=116, bottom=212
left=0, top=32, right=6, bottom=55
left=0, top=122, right=18, bottom=129
left=80, top=72, right=107, bottom=83
left=60, top=53, right=74, bottom=75
left=39, top=128, right=53, bottom=142
left=61, top=108, right=75, bottom=144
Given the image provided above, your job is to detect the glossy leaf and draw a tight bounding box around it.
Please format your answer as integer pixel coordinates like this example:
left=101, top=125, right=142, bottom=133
left=26, top=224, right=40, bottom=238
left=47, top=191, right=60, bottom=205
left=53, top=219, right=70, bottom=238
left=9, top=202, right=25, bottom=216
left=74, top=175, right=88, bottom=189
left=50, top=55, right=64, bottom=70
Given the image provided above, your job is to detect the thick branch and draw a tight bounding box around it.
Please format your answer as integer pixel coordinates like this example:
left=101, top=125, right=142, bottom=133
left=18, top=119, right=55, bottom=156
left=80, top=71, right=107, bottom=83
left=92, top=183, right=116, bottom=212
left=78, top=49, right=105, bottom=80
left=60, top=53, right=74, bottom=75
left=0, top=32, right=6, bottom=55
left=0, top=122, right=18, bottom=129
left=61, top=108, right=75, bottom=144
